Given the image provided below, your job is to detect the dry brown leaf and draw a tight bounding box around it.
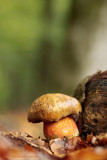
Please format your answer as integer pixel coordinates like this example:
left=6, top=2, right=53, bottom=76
left=49, top=138, right=67, bottom=158
left=65, top=136, right=89, bottom=151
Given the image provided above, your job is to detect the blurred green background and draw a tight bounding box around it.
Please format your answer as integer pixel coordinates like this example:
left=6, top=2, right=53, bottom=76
left=0, top=0, right=107, bottom=111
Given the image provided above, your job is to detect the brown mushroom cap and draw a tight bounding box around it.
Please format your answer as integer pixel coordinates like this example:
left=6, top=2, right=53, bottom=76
left=27, top=93, right=82, bottom=123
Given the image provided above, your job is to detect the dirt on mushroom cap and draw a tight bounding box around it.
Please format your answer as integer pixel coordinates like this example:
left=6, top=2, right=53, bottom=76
left=27, top=93, right=82, bottom=123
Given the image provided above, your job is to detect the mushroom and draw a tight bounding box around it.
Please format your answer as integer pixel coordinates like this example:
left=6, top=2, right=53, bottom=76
left=27, top=93, right=82, bottom=140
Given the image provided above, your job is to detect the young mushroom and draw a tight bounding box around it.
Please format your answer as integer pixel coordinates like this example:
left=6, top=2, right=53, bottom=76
left=27, top=93, right=82, bottom=140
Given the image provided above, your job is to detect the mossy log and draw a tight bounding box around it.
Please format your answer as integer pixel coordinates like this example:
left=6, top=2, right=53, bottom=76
left=74, top=70, right=107, bottom=138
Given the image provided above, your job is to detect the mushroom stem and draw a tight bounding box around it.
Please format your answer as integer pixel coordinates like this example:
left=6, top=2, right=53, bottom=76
left=43, top=117, right=79, bottom=141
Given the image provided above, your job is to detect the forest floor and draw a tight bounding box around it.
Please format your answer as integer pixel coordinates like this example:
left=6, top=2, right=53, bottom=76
left=0, top=111, right=44, bottom=139
left=0, top=111, right=107, bottom=160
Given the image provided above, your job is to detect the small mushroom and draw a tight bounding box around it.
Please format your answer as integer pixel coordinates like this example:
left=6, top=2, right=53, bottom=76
left=27, top=93, right=82, bottom=140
